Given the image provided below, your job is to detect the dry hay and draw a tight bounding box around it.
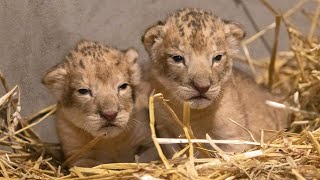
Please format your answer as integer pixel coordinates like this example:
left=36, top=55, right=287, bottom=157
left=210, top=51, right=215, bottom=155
left=0, top=0, right=320, bottom=179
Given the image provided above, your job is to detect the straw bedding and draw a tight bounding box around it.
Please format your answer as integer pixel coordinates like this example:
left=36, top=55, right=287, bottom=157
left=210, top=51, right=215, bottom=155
left=0, top=1, right=319, bottom=179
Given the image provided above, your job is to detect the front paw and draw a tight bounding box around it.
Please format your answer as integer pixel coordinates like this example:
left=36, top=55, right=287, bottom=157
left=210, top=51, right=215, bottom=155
left=136, top=146, right=159, bottom=163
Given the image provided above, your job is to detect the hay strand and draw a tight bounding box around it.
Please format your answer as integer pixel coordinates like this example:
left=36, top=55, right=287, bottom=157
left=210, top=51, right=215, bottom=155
left=149, top=93, right=170, bottom=169
left=268, top=15, right=281, bottom=88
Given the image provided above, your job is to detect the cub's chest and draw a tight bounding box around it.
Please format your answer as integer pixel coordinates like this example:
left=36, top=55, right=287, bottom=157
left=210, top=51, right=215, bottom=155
left=92, top=136, right=146, bottom=163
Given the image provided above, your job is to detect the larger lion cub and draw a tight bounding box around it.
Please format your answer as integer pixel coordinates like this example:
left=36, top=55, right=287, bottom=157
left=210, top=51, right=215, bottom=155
left=43, top=41, right=156, bottom=167
left=142, top=8, right=287, bottom=154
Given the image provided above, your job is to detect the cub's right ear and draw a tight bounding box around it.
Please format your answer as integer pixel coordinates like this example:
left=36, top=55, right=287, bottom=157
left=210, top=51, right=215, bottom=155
left=141, top=22, right=164, bottom=55
left=42, top=64, right=67, bottom=99
left=223, top=20, right=246, bottom=45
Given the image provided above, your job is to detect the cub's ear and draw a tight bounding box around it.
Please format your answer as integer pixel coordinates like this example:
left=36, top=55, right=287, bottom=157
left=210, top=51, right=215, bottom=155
left=223, top=20, right=246, bottom=45
left=141, top=22, right=164, bottom=55
left=42, top=64, right=67, bottom=99
left=124, top=48, right=138, bottom=64
left=124, top=48, right=141, bottom=86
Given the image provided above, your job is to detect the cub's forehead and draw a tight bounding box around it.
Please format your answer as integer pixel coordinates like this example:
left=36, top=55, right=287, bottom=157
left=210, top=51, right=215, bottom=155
left=163, top=8, right=227, bottom=51
left=168, top=8, right=217, bottom=25
left=64, top=41, right=129, bottom=75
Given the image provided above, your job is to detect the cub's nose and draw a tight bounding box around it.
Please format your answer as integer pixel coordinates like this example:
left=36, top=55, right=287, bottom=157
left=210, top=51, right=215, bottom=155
left=192, top=82, right=210, bottom=94
left=100, top=111, right=118, bottom=121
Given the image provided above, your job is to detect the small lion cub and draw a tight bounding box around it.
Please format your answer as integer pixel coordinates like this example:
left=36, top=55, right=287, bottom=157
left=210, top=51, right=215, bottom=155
left=142, top=8, right=287, bottom=154
left=43, top=40, right=156, bottom=167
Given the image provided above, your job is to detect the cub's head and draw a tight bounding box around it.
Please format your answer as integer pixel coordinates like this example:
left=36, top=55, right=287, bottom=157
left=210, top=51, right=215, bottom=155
left=42, top=41, right=140, bottom=137
left=142, top=8, right=245, bottom=109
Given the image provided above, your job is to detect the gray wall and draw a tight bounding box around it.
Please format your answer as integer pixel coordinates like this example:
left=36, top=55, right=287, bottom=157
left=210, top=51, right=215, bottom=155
left=0, top=0, right=307, bottom=142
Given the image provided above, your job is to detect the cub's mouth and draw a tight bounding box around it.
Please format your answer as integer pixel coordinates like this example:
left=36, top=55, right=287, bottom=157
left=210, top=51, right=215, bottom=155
left=98, top=116, right=120, bottom=130
left=189, top=95, right=210, bottom=101
left=99, top=121, right=121, bottom=132
left=186, top=94, right=212, bottom=109
left=101, top=122, right=117, bottom=128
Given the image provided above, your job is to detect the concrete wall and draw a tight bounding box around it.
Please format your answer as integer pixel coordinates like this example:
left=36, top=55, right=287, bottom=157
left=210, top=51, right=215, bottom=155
left=0, top=0, right=307, bottom=142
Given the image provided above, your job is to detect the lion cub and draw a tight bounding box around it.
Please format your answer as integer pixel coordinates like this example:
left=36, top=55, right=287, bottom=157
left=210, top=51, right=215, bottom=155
left=43, top=41, right=156, bottom=167
left=142, top=8, right=287, bottom=154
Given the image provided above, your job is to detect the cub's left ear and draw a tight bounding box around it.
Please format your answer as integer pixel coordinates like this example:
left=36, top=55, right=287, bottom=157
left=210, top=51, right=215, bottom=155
left=125, top=48, right=141, bottom=86
left=142, top=22, right=164, bottom=56
left=42, top=64, right=67, bottom=99
left=125, top=48, right=139, bottom=64
left=223, top=20, right=246, bottom=44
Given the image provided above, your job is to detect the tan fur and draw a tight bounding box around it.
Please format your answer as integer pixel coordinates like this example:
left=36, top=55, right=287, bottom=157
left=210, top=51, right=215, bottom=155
left=43, top=40, right=157, bottom=167
left=142, top=8, right=288, bottom=155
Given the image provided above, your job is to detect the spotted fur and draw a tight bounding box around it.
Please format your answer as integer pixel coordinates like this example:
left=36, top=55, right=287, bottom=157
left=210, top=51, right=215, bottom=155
left=143, top=8, right=245, bottom=109
left=142, top=8, right=287, bottom=154
left=43, top=40, right=156, bottom=167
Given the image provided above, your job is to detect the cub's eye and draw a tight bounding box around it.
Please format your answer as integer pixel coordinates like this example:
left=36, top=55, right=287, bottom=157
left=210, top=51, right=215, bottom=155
left=118, top=83, right=130, bottom=91
left=77, top=88, right=91, bottom=95
left=171, top=55, right=185, bottom=63
left=212, top=55, right=223, bottom=62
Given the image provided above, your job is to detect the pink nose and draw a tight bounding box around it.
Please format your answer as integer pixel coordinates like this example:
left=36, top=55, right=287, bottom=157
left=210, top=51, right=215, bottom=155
left=193, top=82, right=210, bottom=94
left=100, top=111, right=118, bottom=121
